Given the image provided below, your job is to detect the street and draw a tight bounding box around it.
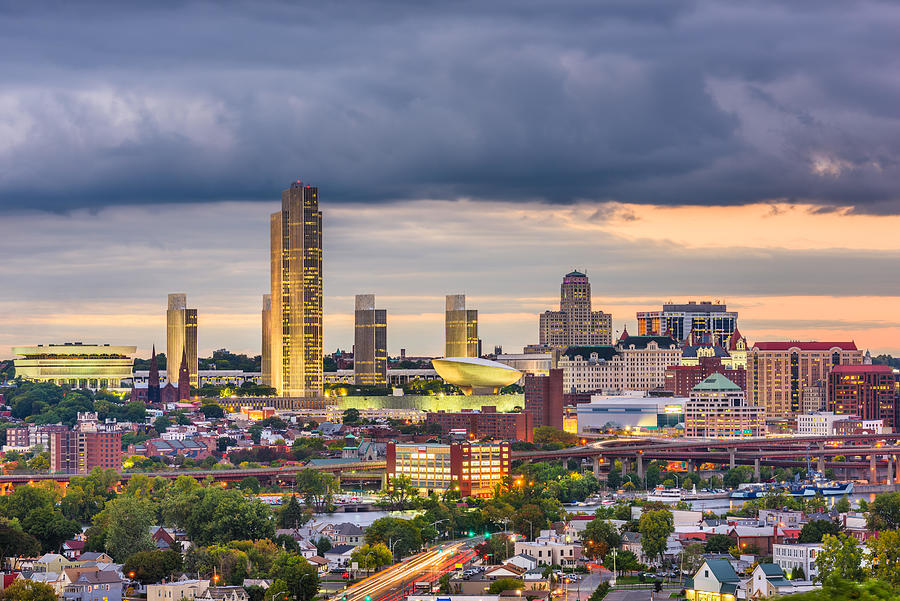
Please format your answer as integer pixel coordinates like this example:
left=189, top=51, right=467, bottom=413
left=560, top=572, right=607, bottom=601
left=602, top=591, right=652, bottom=601
left=331, top=542, right=476, bottom=601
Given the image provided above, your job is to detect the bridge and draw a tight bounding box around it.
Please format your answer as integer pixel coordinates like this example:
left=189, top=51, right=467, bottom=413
left=512, top=434, right=900, bottom=484
left=0, top=460, right=386, bottom=494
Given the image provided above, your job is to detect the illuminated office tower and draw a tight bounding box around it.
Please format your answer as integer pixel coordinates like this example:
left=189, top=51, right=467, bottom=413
left=354, top=294, right=387, bottom=386
left=166, top=293, right=198, bottom=387
left=261, top=294, right=272, bottom=387
left=445, top=294, right=478, bottom=358
left=539, top=271, right=612, bottom=350
left=269, top=181, right=323, bottom=397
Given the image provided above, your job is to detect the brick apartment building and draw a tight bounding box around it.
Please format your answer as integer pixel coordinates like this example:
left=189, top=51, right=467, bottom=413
left=426, top=406, right=533, bottom=442
left=49, top=413, right=122, bottom=474
left=524, top=369, right=563, bottom=430
left=829, top=364, right=897, bottom=429
left=665, top=356, right=747, bottom=396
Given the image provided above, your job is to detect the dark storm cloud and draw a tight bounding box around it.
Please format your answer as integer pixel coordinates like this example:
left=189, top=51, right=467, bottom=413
left=1, top=0, right=899, bottom=211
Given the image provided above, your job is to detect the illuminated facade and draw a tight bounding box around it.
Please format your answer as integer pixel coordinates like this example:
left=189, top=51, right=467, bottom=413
left=684, top=559, right=740, bottom=601
left=746, top=341, right=862, bottom=418
left=559, top=336, right=682, bottom=393
left=49, top=412, right=122, bottom=474
left=445, top=294, right=479, bottom=358
left=269, top=181, right=323, bottom=397
left=684, top=373, right=765, bottom=438
left=539, top=271, right=612, bottom=350
left=637, top=301, right=737, bottom=344
left=261, top=294, right=272, bottom=386
left=828, top=364, right=896, bottom=429
left=13, top=343, right=136, bottom=390
left=354, top=294, right=387, bottom=386
left=431, top=357, right=522, bottom=395
left=386, top=441, right=510, bottom=497
left=166, top=293, right=198, bottom=387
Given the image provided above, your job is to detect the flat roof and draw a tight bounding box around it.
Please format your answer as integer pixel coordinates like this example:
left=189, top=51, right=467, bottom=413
left=14, top=344, right=137, bottom=356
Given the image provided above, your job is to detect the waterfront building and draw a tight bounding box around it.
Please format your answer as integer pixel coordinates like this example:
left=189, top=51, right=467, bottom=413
left=684, top=373, right=765, bottom=438
left=353, top=294, right=387, bottom=386
left=166, top=293, right=198, bottom=386
left=828, top=364, right=896, bottom=429
left=558, top=336, right=681, bottom=394
left=269, top=180, right=323, bottom=397
left=637, top=301, right=737, bottom=345
left=524, top=369, right=564, bottom=430
left=539, top=271, right=612, bottom=350
left=426, top=406, right=533, bottom=442
left=12, top=343, right=136, bottom=390
left=746, top=341, right=862, bottom=419
left=445, top=294, right=479, bottom=358
left=386, top=441, right=510, bottom=497
left=261, top=294, right=271, bottom=387
left=576, top=391, right=686, bottom=433
left=49, top=412, right=122, bottom=474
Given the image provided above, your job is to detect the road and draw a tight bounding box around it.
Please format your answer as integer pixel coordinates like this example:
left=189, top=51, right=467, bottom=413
left=332, top=542, right=476, bottom=601
left=559, top=572, right=606, bottom=601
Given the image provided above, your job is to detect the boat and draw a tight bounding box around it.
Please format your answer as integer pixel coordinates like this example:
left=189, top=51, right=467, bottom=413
left=646, top=487, right=683, bottom=503
left=729, top=478, right=853, bottom=500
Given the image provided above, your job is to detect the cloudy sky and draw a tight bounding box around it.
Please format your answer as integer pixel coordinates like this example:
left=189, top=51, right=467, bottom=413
left=1, top=1, right=899, bottom=359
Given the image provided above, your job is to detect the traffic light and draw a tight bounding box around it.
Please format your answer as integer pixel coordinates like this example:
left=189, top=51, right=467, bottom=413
left=438, top=548, right=443, bottom=553
left=365, top=596, right=372, bottom=601
left=468, top=531, right=474, bottom=537
left=342, top=597, right=348, bottom=601
left=484, top=532, right=491, bottom=539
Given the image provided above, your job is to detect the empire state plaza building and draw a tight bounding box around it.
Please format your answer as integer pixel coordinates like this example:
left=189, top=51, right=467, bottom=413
left=266, top=180, right=323, bottom=397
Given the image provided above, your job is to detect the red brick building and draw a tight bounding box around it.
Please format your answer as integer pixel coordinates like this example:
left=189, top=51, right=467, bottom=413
left=426, top=406, right=533, bottom=442
left=386, top=441, right=510, bottom=498
left=829, top=364, right=896, bottom=429
left=524, top=369, right=563, bottom=430
left=665, top=356, right=747, bottom=396
left=50, top=429, right=122, bottom=474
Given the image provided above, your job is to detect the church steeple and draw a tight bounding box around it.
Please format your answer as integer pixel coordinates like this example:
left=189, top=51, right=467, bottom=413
left=178, top=348, right=190, bottom=401
left=147, top=345, right=161, bottom=403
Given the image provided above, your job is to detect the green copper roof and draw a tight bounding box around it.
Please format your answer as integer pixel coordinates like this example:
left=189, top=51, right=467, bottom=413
left=565, top=270, right=586, bottom=277
left=692, top=372, right=742, bottom=392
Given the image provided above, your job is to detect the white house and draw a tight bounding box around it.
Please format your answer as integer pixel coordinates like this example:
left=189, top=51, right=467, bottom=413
left=772, top=543, right=821, bottom=580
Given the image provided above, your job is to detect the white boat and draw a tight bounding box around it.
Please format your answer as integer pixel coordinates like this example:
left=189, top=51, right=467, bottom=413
left=646, top=487, right=682, bottom=503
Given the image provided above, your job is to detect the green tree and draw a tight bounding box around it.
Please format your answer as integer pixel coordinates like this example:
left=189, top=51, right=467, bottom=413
left=269, top=553, right=319, bottom=601
left=0, top=578, right=57, bottom=601
left=105, top=497, right=157, bottom=562
left=0, top=521, right=41, bottom=559
left=639, top=509, right=674, bottom=566
left=240, top=477, right=261, bottom=494
left=199, top=404, right=225, bottom=419
left=295, top=470, right=337, bottom=513
left=867, top=529, right=900, bottom=586
left=380, top=474, right=419, bottom=510
left=217, top=437, right=238, bottom=453
left=680, top=542, right=705, bottom=574
left=815, top=533, right=864, bottom=583
left=834, top=496, right=851, bottom=514
left=798, top=519, right=842, bottom=543
left=314, top=537, right=331, bottom=557
left=123, top=550, right=184, bottom=584
left=583, top=517, right=621, bottom=559
left=342, top=408, right=360, bottom=425
left=868, top=492, right=900, bottom=531
left=704, top=534, right=733, bottom=554
left=487, top=578, right=524, bottom=594
left=278, top=496, right=310, bottom=530
left=364, top=517, right=422, bottom=559
left=350, top=543, right=392, bottom=572
left=21, top=506, right=80, bottom=552
left=153, top=416, right=171, bottom=433
left=605, top=468, right=621, bottom=490
left=169, top=486, right=275, bottom=546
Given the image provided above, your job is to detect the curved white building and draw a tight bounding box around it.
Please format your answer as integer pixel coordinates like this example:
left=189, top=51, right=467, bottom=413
left=431, top=357, right=522, bottom=395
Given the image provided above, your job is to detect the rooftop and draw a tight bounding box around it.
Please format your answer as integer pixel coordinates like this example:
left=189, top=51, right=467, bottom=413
left=692, top=373, right=742, bottom=392
left=753, top=341, right=858, bottom=351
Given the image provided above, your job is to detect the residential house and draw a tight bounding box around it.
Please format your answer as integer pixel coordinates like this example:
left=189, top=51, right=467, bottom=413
left=331, top=524, right=366, bottom=547
left=35, top=553, right=72, bottom=574
left=772, top=543, right=821, bottom=580
left=197, top=586, right=249, bottom=601
left=147, top=579, right=209, bottom=601
left=514, top=533, right=581, bottom=567
left=63, top=570, right=123, bottom=601
left=483, top=565, right=526, bottom=580
left=757, top=510, right=803, bottom=529
left=743, top=564, right=818, bottom=598
left=62, top=540, right=85, bottom=560
left=621, top=532, right=643, bottom=563
left=307, top=556, right=329, bottom=574
left=685, top=559, right=741, bottom=601
left=505, top=554, right=539, bottom=572
left=150, top=527, right=178, bottom=550
left=324, top=545, right=355, bottom=569
left=78, top=553, right=113, bottom=564
left=297, top=540, right=318, bottom=559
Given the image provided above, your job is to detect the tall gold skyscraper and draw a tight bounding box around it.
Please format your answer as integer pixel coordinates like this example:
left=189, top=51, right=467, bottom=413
left=445, top=294, right=479, bottom=358
left=354, top=294, right=387, bottom=386
left=269, top=181, right=323, bottom=397
left=261, top=294, right=272, bottom=387
left=166, top=293, right=198, bottom=386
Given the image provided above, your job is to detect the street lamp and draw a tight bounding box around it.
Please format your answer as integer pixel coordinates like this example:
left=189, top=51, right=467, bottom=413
left=608, top=549, right=617, bottom=587
left=524, top=519, right=534, bottom=541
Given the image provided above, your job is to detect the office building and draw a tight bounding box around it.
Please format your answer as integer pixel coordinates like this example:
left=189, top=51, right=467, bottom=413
left=577, top=391, right=686, bottom=434
left=524, top=369, right=564, bottom=430
left=261, top=294, right=271, bottom=387
left=558, top=336, right=681, bottom=394
left=354, top=294, right=387, bottom=386
left=796, top=411, right=850, bottom=436
left=269, top=181, right=323, bottom=397
left=12, top=343, right=136, bottom=390
left=426, top=406, right=534, bottom=442
left=665, top=356, right=746, bottom=396
left=166, top=293, right=198, bottom=387
left=636, top=301, right=737, bottom=344
left=801, top=382, right=826, bottom=414
left=828, top=364, right=896, bottom=429
left=386, top=441, right=510, bottom=498
left=539, top=271, right=612, bottom=350
left=684, top=373, right=765, bottom=438
left=49, top=413, right=122, bottom=474
left=445, top=294, right=478, bottom=357
left=746, top=342, right=863, bottom=419
left=773, top=543, right=821, bottom=581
